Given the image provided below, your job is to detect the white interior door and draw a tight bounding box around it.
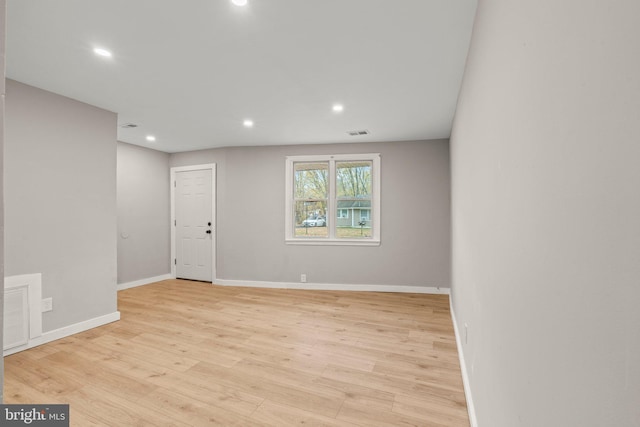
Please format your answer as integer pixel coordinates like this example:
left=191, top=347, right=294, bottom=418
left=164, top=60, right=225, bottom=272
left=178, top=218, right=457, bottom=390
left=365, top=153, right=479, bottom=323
left=175, top=168, right=213, bottom=281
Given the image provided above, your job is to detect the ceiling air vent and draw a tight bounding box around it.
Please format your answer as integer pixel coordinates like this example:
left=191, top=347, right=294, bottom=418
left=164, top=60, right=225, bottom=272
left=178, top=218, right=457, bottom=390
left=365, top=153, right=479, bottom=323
left=120, top=123, right=138, bottom=128
left=347, top=130, right=370, bottom=136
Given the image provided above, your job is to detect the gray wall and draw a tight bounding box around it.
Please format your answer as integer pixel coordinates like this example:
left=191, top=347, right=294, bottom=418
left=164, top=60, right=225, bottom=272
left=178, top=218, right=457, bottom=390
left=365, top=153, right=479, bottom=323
left=171, top=139, right=450, bottom=288
left=117, top=141, right=170, bottom=283
left=0, top=0, right=6, bottom=402
left=5, top=80, right=118, bottom=332
left=450, top=0, right=640, bottom=426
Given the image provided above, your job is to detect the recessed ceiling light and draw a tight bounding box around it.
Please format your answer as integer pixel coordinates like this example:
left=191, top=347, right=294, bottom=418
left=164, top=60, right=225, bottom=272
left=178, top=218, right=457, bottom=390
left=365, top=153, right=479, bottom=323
left=146, top=135, right=156, bottom=142
left=232, top=0, right=248, bottom=6
left=93, top=47, right=112, bottom=58
left=332, top=104, right=344, bottom=113
left=243, top=119, right=254, bottom=128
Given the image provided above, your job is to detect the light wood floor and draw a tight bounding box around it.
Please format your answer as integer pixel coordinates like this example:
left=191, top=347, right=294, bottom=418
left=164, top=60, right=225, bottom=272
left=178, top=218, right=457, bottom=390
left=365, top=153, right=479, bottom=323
left=4, top=280, right=469, bottom=426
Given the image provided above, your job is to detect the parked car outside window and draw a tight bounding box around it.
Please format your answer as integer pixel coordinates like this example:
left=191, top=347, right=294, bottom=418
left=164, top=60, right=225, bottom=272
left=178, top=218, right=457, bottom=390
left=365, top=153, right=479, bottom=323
left=301, top=216, right=326, bottom=227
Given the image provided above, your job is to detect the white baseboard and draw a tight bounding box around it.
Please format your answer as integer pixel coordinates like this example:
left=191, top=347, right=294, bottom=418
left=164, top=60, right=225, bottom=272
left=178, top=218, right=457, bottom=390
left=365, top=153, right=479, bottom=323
left=213, top=278, right=449, bottom=294
left=450, top=294, right=478, bottom=427
left=117, top=273, right=173, bottom=291
left=3, top=311, right=121, bottom=357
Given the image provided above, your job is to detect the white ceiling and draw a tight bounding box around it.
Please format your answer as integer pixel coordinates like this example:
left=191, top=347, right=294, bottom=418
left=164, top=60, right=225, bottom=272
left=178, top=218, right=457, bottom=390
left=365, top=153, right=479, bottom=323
left=6, top=0, right=476, bottom=153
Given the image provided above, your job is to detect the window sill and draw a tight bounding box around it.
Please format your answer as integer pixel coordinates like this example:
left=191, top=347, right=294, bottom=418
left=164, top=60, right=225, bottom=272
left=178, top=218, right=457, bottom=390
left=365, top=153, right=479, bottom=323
left=285, top=238, right=380, bottom=247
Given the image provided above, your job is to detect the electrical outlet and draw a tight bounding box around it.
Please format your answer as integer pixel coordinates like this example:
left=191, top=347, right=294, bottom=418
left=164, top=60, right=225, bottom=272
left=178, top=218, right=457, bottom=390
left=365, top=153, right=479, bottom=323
left=300, top=274, right=307, bottom=283
left=42, top=297, right=53, bottom=312
left=464, top=323, right=469, bottom=345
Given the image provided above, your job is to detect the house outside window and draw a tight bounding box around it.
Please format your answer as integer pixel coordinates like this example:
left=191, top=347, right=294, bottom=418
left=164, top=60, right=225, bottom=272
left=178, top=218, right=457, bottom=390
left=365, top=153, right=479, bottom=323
left=285, top=153, right=381, bottom=246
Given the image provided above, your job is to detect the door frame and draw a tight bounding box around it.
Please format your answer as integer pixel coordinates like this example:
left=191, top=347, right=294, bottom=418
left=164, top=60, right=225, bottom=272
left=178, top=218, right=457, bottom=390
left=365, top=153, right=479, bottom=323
left=170, top=163, right=217, bottom=281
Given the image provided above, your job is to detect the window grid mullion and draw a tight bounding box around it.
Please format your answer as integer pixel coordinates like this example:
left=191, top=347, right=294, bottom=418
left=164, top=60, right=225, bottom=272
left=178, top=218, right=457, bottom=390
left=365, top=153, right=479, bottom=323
left=329, top=159, right=336, bottom=239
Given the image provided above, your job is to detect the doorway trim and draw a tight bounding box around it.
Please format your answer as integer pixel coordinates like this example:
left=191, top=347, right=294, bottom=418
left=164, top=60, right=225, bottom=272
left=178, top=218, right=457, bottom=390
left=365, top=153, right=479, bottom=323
left=170, top=163, right=217, bottom=281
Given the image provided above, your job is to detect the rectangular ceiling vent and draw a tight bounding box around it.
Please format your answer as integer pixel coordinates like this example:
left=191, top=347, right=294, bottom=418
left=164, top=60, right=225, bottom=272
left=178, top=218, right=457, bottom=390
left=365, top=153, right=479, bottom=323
left=120, top=123, right=138, bottom=128
left=347, top=130, right=370, bottom=136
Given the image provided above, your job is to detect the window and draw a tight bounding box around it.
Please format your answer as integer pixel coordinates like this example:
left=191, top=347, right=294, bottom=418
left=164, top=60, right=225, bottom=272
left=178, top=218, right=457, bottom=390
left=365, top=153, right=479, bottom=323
left=285, top=153, right=380, bottom=245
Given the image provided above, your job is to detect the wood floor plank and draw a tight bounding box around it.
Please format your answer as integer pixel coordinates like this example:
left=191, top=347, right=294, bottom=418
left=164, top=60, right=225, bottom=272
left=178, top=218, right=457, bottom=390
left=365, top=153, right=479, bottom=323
left=4, top=356, right=85, bottom=397
left=251, top=400, right=359, bottom=427
left=337, top=400, right=443, bottom=427
left=41, top=350, right=160, bottom=405
left=68, top=408, right=105, bottom=427
left=189, top=361, right=345, bottom=418
left=129, top=332, right=243, bottom=368
left=65, top=385, right=186, bottom=427
left=322, top=364, right=468, bottom=403
left=310, top=376, right=396, bottom=411
left=89, top=334, right=201, bottom=372
left=232, top=358, right=345, bottom=399
left=373, top=358, right=465, bottom=388
left=3, top=279, right=469, bottom=426
left=143, top=369, right=264, bottom=417
left=200, top=337, right=330, bottom=375
left=138, top=388, right=265, bottom=427
left=393, top=393, right=470, bottom=426
left=4, top=380, right=67, bottom=405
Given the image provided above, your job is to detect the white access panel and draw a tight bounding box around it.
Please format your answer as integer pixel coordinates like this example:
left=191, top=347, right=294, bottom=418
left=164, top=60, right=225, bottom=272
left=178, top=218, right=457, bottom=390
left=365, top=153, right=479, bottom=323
left=4, top=285, right=30, bottom=351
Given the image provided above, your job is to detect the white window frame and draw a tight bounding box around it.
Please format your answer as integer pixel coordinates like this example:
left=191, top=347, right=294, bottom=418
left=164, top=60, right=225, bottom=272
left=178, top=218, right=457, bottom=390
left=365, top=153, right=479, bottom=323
left=285, top=153, right=381, bottom=246
left=359, top=209, right=371, bottom=221
left=337, top=209, right=349, bottom=219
